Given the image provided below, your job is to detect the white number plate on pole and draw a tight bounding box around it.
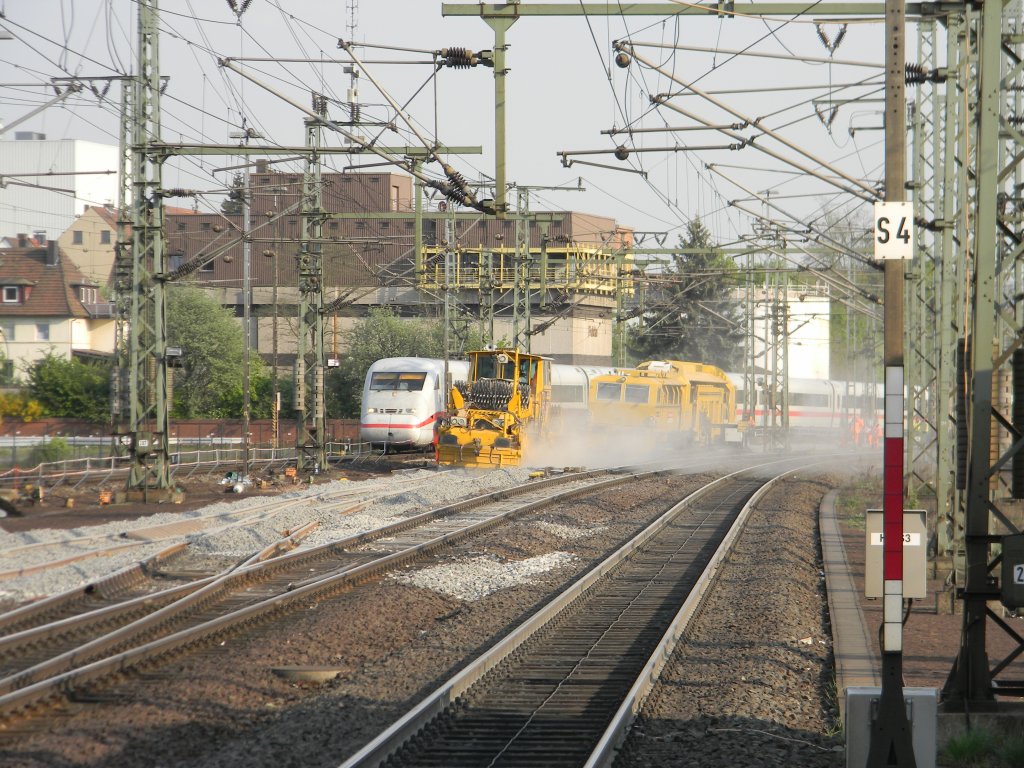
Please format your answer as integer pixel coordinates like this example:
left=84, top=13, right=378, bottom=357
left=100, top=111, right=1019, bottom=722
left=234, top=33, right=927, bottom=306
left=873, top=201, right=915, bottom=260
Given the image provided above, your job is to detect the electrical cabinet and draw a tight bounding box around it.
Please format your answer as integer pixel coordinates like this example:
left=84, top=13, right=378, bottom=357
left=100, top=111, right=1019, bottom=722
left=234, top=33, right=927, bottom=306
left=865, top=509, right=927, bottom=599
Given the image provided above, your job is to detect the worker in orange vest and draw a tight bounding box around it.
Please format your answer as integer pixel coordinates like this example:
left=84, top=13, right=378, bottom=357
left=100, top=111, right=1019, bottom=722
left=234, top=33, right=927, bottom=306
left=852, top=414, right=865, bottom=447
left=871, top=421, right=883, bottom=448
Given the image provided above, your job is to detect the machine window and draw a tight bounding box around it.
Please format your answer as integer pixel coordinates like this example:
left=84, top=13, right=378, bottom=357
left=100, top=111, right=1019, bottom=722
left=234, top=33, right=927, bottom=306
left=369, top=372, right=428, bottom=391
left=596, top=382, right=622, bottom=402
left=624, top=384, right=649, bottom=404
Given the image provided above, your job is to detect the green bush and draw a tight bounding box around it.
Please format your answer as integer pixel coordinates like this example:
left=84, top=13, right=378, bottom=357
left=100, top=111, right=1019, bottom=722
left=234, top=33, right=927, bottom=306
left=28, top=437, right=73, bottom=466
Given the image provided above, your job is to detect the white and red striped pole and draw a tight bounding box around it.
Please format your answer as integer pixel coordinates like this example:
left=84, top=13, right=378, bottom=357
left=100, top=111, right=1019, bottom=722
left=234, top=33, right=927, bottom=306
left=866, top=0, right=917, bottom=763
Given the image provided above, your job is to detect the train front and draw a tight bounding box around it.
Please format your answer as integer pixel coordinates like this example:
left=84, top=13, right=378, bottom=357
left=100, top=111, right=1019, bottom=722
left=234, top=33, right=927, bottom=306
left=360, top=367, right=436, bottom=450
left=436, top=349, right=546, bottom=468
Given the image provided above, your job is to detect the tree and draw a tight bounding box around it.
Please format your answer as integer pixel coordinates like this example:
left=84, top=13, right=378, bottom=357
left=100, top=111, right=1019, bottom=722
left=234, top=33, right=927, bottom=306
left=27, top=353, right=111, bottom=423
left=167, top=286, right=270, bottom=418
left=626, top=219, right=744, bottom=370
left=327, top=307, right=445, bottom=417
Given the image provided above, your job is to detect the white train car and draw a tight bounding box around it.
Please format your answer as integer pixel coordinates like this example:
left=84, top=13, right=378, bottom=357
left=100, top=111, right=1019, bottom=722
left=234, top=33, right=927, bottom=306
left=729, top=373, right=883, bottom=434
left=360, top=357, right=469, bottom=450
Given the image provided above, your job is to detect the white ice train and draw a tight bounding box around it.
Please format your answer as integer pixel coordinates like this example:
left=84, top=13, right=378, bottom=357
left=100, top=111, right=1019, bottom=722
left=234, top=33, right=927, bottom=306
left=728, top=373, right=884, bottom=432
left=360, top=358, right=469, bottom=451
left=360, top=356, right=883, bottom=450
left=360, top=357, right=616, bottom=451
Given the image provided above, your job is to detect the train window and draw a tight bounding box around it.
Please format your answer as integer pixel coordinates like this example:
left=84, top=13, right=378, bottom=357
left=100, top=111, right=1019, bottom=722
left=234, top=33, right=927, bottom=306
left=596, top=382, right=622, bottom=401
left=369, top=372, right=428, bottom=391
left=551, top=385, right=584, bottom=404
left=790, top=392, right=829, bottom=407
left=624, top=384, right=649, bottom=404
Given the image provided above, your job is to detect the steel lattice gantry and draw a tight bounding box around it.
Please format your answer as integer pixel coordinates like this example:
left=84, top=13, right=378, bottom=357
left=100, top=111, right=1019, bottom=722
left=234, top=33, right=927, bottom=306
left=943, top=0, right=1024, bottom=707
left=120, top=0, right=172, bottom=492
left=295, top=113, right=327, bottom=473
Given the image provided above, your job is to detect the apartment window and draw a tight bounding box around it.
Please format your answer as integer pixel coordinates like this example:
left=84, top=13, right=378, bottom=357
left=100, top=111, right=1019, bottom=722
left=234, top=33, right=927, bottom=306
left=72, top=230, right=83, bottom=245
left=177, top=222, right=187, bottom=231
left=200, top=258, right=215, bottom=272
left=201, top=222, right=211, bottom=231
left=329, top=221, right=339, bottom=231
left=2, top=286, right=18, bottom=303
left=355, top=221, right=366, bottom=230
left=391, top=185, right=401, bottom=211
left=79, top=287, right=97, bottom=304
left=35, top=323, right=49, bottom=341
left=100, top=230, right=111, bottom=245
left=1, top=323, right=14, bottom=342
left=0, top=359, right=13, bottom=385
left=381, top=221, right=391, bottom=229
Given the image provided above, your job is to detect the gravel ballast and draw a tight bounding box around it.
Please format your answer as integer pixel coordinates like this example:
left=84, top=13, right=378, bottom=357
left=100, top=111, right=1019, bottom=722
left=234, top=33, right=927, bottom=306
left=614, top=475, right=843, bottom=768
left=1, top=472, right=717, bottom=768
left=0, top=467, right=534, bottom=607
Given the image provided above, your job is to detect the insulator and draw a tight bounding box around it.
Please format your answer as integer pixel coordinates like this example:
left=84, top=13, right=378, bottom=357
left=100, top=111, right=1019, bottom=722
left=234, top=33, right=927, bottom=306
left=441, top=47, right=475, bottom=68
left=294, top=359, right=305, bottom=410
left=905, top=62, right=928, bottom=85
left=312, top=92, right=328, bottom=116
left=350, top=102, right=361, bottom=124
left=443, top=164, right=469, bottom=191
left=815, top=25, right=830, bottom=50
left=955, top=337, right=969, bottom=490
left=1014, top=350, right=1024, bottom=498
left=1009, top=115, right=1024, bottom=127
left=614, top=146, right=630, bottom=161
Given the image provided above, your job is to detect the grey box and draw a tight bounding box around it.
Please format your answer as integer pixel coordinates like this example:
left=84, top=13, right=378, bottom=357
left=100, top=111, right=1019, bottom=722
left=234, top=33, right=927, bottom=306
left=865, top=509, right=928, bottom=599
left=1001, top=534, right=1024, bottom=608
left=845, top=687, right=937, bottom=768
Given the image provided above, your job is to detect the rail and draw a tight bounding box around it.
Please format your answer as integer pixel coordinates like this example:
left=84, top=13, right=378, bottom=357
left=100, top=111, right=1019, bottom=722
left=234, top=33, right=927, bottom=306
left=339, top=457, right=821, bottom=768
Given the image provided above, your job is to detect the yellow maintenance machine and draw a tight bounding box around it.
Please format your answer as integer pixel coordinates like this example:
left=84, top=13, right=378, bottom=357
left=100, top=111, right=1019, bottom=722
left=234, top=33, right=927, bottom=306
left=588, top=360, right=741, bottom=446
left=437, top=348, right=550, bottom=468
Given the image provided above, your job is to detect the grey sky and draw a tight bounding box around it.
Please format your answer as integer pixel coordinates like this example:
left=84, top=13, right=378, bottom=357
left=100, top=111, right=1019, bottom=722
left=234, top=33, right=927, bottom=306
left=0, top=1, right=895, bottom=246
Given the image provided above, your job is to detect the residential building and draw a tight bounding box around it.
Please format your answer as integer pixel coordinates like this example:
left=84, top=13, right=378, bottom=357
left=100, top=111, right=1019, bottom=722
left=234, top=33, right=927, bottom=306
left=0, top=242, right=115, bottom=383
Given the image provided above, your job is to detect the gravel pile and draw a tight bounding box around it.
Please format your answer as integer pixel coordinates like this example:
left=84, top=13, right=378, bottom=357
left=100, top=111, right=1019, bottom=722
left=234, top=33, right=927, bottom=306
left=0, top=467, right=533, bottom=607
left=391, top=551, right=577, bottom=600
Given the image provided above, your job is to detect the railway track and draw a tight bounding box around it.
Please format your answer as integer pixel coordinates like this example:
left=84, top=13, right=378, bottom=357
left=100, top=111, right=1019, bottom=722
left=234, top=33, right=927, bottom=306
left=0, top=464, right=684, bottom=724
left=340, top=461, right=807, bottom=768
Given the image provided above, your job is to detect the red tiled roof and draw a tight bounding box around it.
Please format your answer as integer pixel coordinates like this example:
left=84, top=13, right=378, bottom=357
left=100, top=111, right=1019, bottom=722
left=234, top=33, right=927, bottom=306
left=0, top=234, right=46, bottom=248
left=86, top=205, right=119, bottom=230
left=0, top=247, right=96, bottom=318
left=80, top=205, right=195, bottom=240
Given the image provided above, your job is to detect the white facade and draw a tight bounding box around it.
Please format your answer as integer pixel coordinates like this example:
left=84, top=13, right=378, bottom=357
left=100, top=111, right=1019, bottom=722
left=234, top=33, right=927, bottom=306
left=750, top=287, right=832, bottom=380
left=0, top=136, right=118, bottom=240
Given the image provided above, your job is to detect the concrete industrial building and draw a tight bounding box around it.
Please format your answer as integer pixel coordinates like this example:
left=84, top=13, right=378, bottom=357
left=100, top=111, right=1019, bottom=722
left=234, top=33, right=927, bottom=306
left=0, top=133, right=118, bottom=241
left=167, top=168, right=634, bottom=368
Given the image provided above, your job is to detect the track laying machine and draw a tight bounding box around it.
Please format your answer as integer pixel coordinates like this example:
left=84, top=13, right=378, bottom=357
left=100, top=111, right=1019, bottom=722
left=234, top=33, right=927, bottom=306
left=588, top=360, right=742, bottom=446
left=436, top=348, right=550, bottom=468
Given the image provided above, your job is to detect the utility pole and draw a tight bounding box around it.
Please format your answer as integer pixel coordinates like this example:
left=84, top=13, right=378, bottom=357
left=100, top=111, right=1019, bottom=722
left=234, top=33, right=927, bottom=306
left=867, top=0, right=916, bottom=762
